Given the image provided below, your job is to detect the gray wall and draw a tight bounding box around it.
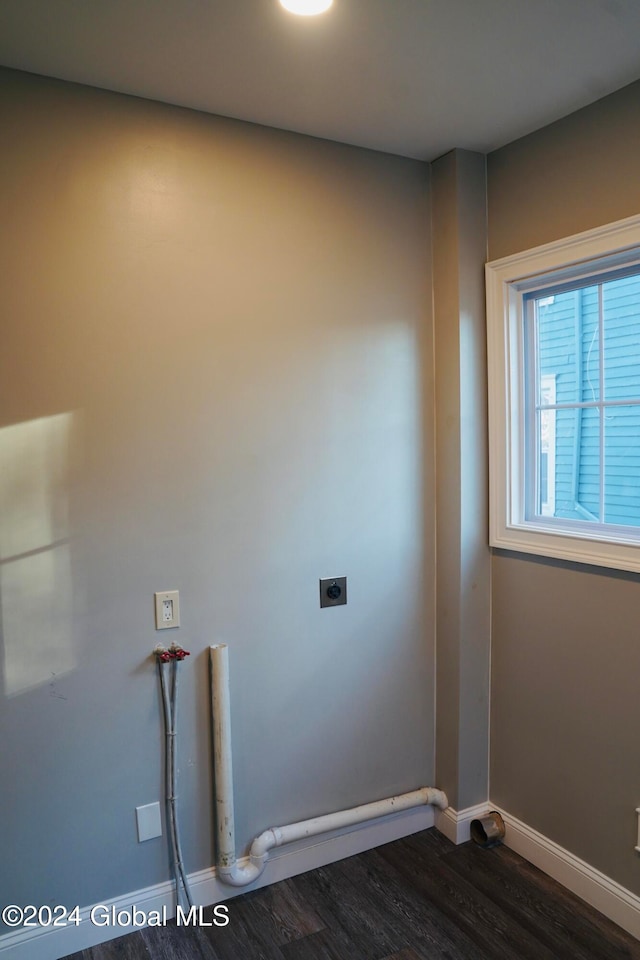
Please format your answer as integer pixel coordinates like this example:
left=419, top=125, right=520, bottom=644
left=488, top=79, right=640, bottom=894
left=5, top=56, right=639, bottom=923
left=0, top=68, right=435, bottom=914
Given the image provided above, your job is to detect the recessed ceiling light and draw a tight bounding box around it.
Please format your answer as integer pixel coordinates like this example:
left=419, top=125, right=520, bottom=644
left=279, top=0, right=333, bottom=15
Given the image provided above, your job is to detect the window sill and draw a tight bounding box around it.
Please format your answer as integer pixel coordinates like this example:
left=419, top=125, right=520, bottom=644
left=491, top=520, right=640, bottom=574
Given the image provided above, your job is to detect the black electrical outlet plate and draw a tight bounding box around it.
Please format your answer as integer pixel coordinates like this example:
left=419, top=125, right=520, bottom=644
left=319, top=576, right=347, bottom=608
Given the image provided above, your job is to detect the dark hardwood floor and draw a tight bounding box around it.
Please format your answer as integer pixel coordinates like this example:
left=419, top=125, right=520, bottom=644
left=65, top=829, right=640, bottom=959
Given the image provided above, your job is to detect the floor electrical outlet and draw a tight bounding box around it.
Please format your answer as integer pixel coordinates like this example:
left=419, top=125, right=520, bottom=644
left=154, top=590, right=180, bottom=629
left=136, top=802, right=162, bottom=842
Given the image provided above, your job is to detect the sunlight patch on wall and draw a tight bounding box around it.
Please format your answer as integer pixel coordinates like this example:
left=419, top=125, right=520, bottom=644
left=0, top=412, right=77, bottom=696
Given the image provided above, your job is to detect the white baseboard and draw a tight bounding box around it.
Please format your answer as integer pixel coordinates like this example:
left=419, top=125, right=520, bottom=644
left=0, top=804, right=435, bottom=960
left=435, top=801, right=640, bottom=941
left=6, top=800, right=639, bottom=958
left=435, top=802, right=490, bottom=845
left=494, top=807, right=640, bottom=942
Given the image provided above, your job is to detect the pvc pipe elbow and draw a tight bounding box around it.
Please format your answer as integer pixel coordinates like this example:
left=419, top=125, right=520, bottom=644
left=428, top=788, right=449, bottom=810
left=250, top=828, right=278, bottom=860
left=430, top=788, right=449, bottom=810
left=217, top=830, right=278, bottom=887
left=217, top=862, right=263, bottom=887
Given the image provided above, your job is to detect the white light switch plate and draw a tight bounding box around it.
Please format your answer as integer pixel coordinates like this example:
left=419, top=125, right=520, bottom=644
left=136, top=802, right=162, bottom=842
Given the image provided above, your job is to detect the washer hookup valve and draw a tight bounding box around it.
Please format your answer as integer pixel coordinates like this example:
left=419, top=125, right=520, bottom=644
left=154, top=643, right=191, bottom=663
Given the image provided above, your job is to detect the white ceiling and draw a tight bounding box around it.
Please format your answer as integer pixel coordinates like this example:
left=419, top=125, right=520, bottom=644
left=1, top=0, right=640, bottom=160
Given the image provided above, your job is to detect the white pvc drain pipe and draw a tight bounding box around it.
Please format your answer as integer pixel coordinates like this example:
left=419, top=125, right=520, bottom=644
left=210, top=643, right=448, bottom=887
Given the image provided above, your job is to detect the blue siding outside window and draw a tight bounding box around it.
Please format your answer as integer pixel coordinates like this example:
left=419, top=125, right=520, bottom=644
left=531, top=274, right=640, bottom=527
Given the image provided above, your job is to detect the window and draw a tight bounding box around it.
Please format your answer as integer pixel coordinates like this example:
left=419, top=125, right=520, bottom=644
left=486, top=214, right=640, bottom=573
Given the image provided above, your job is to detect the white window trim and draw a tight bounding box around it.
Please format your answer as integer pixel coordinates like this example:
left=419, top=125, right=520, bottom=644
left=486, top=212, right=640, bottom=574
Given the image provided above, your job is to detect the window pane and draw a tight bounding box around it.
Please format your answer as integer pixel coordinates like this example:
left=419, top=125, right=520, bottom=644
left=533, top=405, right=600, bottom=521
left=576, top=407, right=600, bottom=521
left=537, top=405, right=555, bottom=517
left=603, top=275, right=640, bottom=401
left=536, top=287, right=599, bottom=405
left=579, top=286, right=600, bottom=403
left=604, top=404, right=640, bottom=526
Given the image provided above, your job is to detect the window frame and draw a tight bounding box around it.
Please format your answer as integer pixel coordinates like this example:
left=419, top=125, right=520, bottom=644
left=486, top=213, right=640, bottom=574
